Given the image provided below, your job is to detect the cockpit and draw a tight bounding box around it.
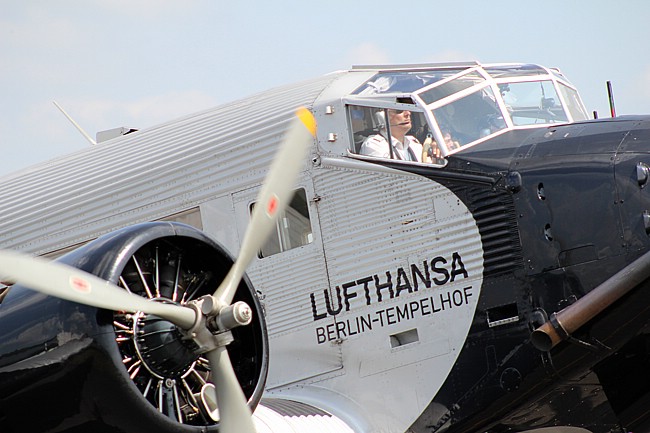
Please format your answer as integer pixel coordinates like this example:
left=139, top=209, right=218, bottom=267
left=345, top=62, right=590, bottom=164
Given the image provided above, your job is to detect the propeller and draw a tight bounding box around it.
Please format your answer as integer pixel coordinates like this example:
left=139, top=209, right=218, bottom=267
left=212, top=107, right=315, bottom=306
left=0, top=249, right=196, bottom=329
left=0, top=107, right=317, bottom=433
left=199, top=106, right=315, bottom=432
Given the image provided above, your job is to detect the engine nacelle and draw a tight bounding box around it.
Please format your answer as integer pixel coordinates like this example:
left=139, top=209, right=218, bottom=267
left=0, top=222, right=268, bottom=433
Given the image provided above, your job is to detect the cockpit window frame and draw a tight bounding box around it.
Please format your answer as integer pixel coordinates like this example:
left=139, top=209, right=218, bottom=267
left=344, top=63, right=590, bottom=164
left=344, top=101, right=437, bottom=163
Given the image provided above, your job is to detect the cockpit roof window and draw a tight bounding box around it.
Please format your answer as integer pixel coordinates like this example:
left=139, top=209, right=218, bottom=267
left=353, top=70, right=465, bottom=96
left=483, top=64, right=548, bottom=78
left=419, top=71, right=485, bottom=105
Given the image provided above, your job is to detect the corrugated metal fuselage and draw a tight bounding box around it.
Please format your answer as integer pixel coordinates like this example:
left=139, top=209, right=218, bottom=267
left=2, top=64, right=650, bottom=433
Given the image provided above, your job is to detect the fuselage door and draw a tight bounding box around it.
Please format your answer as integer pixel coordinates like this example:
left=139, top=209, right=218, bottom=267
left=232, top=178, right=342, bottom=388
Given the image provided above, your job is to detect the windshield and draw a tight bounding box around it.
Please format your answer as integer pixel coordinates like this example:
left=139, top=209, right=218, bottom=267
left=347, top=63, right=589, bottom=162
left=502, top=81, right=569, bottom=125
left=432, top=86, right=507, bottom=147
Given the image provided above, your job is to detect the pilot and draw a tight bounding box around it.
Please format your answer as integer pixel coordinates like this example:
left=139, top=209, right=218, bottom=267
left=360, top=109, right=423, bottom=162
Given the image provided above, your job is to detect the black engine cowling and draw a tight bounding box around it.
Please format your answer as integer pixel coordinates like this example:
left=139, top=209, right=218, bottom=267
left=0, top=222, right=268, bottom=433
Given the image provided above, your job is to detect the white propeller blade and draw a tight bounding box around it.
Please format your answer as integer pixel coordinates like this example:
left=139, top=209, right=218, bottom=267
left=205, top=107, right=316, bottom=432
left=214, top=107, right=316, bottom=305
left=0, top=249, right=196, bottom=329
left=207, top=347, right=257, bottom=432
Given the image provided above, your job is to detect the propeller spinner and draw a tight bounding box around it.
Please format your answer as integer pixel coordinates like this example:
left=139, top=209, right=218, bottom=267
left=0, top=107, right=316, bottom=433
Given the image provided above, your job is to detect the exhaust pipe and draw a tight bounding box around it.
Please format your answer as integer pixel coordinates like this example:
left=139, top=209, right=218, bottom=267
left=531, top=250, right=650, bottom=351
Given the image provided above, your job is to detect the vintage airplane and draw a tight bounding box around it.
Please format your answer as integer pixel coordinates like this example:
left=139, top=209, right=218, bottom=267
left=0, top=61, right=649, bottom=433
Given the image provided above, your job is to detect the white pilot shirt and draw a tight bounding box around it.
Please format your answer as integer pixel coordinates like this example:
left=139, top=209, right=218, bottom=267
left=359, top=134, right=423, bottom=162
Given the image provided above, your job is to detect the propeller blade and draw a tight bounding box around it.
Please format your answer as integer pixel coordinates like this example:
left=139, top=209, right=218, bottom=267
left=206, top=347, right=256, bottom=432
left=214, top=107, right=316, bottom=305
left=0, top=249, right=196, bottom=329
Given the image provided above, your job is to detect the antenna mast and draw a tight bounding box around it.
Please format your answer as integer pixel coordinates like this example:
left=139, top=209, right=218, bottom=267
left=606, top=81, right=616, bottom=118
left=52, top=101, right=97, bottom=145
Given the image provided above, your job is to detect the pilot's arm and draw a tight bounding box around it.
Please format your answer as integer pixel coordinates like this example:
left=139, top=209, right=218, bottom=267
left=422, top=133, right=461, bottom=164
left=359, top=135, right=391, bottom=159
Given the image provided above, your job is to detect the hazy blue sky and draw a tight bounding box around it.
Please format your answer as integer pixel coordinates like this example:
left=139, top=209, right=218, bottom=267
left=2, top=1, right=649, bottom=173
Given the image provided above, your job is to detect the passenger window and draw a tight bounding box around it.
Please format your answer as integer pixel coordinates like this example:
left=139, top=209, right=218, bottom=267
left=254, top=188, right=313, bottom=258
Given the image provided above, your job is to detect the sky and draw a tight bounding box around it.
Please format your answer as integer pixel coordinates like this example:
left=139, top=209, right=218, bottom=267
left=2, top=1, right=650, bottom=173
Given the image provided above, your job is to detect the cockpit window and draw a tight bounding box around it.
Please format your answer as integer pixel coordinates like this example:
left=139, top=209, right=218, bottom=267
left=347, top=63, right=589, bottom=163
left=558, top=82, right=589, bottom=121
left=353, top=70, right=464, bottom=96
left=502, top=81, right=568, bottom=125
left=348, top=105, right=435, bottom=163
left=484, top=64, right=548, bottom=78
left=432, top=86, right=507, bottom=146
left=420, top=71, right=485, bottom=105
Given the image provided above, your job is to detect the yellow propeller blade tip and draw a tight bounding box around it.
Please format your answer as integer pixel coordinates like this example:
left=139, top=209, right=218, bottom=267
left=296, top=107, right=317, bottom=137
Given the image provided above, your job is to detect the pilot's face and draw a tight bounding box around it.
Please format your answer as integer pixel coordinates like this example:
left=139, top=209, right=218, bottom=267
left=388, top=110, right=412, bottom=132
